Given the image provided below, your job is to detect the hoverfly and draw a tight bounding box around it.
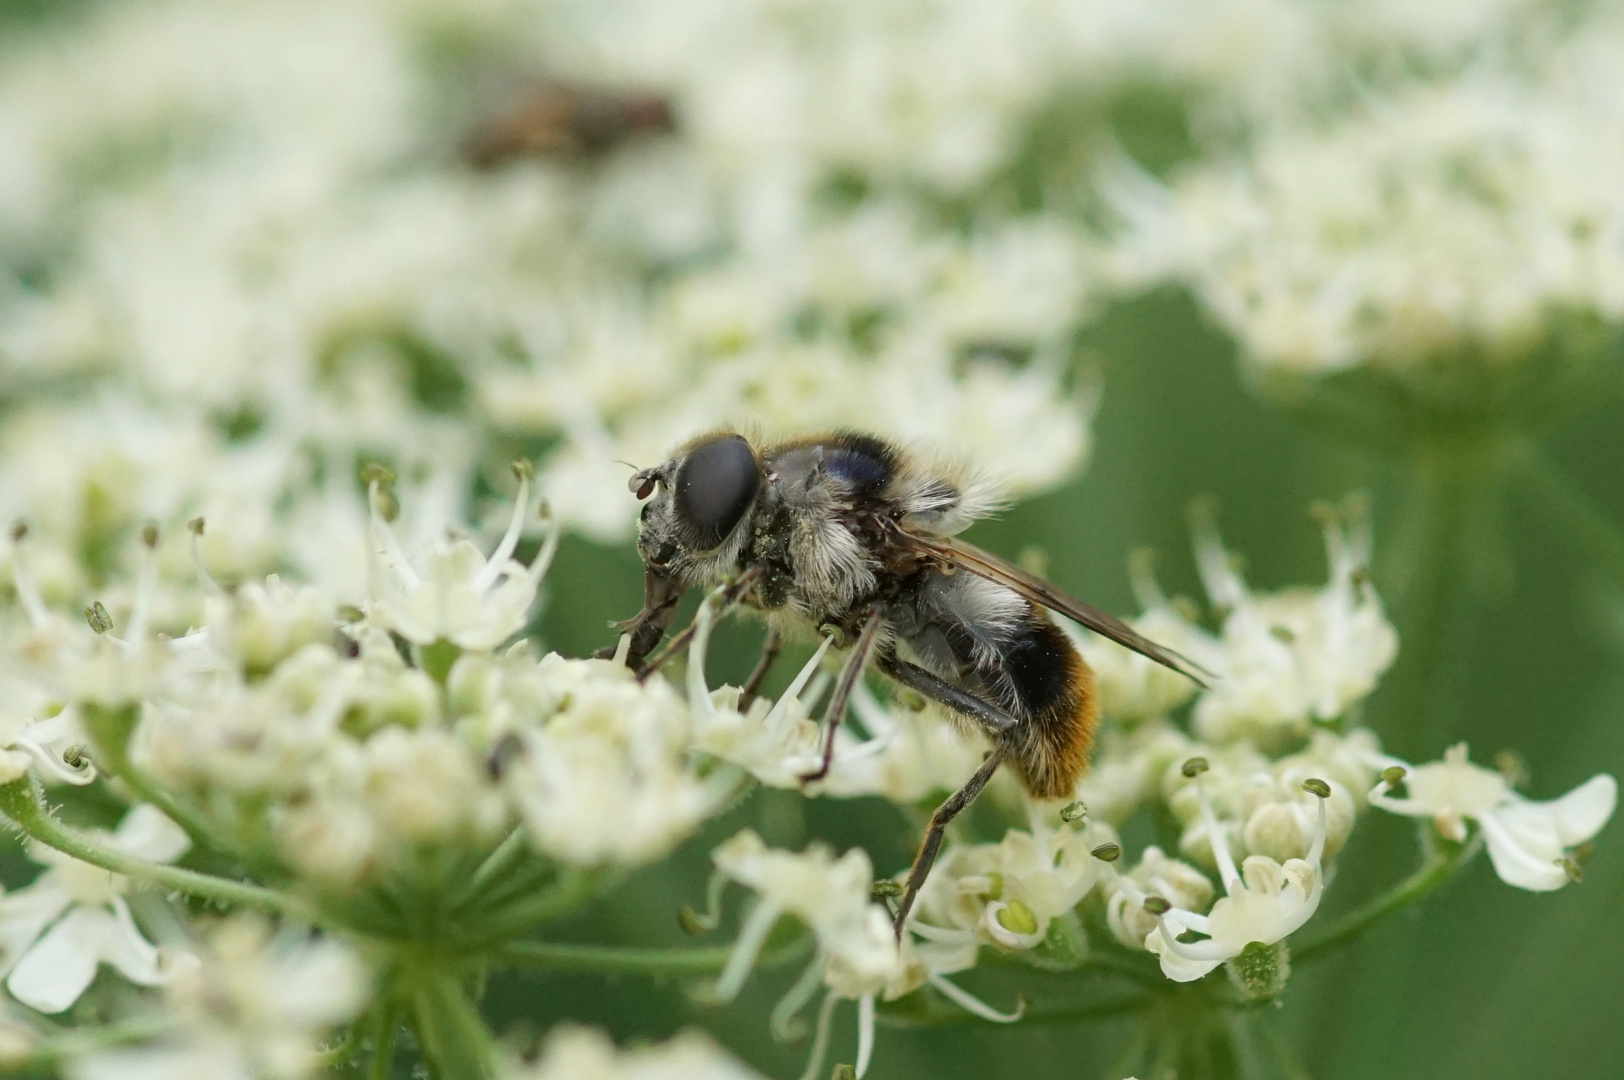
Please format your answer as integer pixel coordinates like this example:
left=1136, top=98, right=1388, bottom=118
left=606, top=431, right=1206, bottom=934
left=463, top=83, right=674, bottom=167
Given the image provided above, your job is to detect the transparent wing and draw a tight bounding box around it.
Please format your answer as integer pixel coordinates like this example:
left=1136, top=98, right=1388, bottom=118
left=891, top=530, right=1213, bottom=687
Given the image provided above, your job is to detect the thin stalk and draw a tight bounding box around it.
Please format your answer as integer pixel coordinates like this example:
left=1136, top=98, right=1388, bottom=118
left=365, top=999, right=401, bottom=1080
left=1254, top=1013, right=1315, bottom=1080
left=497, top=931, right=813, bottom=977
left=460, top=867, right=614, bottom=947
left=410, top=974, right=495, bottom=1080
left=447, top=828, right=532, bottom=914
left=0, top=779, right=309, bottom=919
left=80, top=704, right=250, bottom=865
left=1377, top=447, right=1485, bottom=755
left=1514, top=450, right=1624, bottom=587
left=1294, top=836, right=1481, bottom=963
left=312, top=1020, right=365, bottom=1070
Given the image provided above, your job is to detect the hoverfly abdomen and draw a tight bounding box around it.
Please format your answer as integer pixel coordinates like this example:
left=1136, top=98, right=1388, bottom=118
left=898, top=569, right=1098, bottom=800
left=992, top=615, right=1097, bottom=799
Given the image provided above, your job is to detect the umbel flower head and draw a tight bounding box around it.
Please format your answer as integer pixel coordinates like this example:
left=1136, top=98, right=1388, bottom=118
left=1142, top=768, right=1329, bottom=984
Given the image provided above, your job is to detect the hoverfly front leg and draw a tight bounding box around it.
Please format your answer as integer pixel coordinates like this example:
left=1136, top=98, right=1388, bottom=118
left=597, top=568, right=686, bottom=667
left=634, top=565, right=765, bottom=682
left=737, top=626, right=783, bottom=710
left=798, top=608, right=886, bottom=783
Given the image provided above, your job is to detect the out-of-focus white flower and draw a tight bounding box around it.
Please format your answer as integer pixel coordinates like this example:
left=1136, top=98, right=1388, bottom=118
left=1190, top=502, right=1397, bottom=748
left=0, top=806, right=191, bottom=1014
left=1142, top=775, right=1328, bottom=983
left=1066, top=552, right=1220, bottom=725
left=1369, top=744, right=1617, bottom=891
left=1107, top=69, right=1624, bottom=381
left=202, top=573, right=335, bottom=678
left=509, top=1025, right=766, bottom=1080
left=501, top=655, right=732, bottom=867
left=710, top=830, right=901, bottom=1080
left=68, top=916, right=367, bottom=1080
left=364, top=464, right=557, bottom=651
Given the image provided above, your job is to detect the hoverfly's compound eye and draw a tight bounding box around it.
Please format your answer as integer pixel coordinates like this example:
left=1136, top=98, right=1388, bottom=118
left=629, top=471, right=657, bottom=500
left=673, top=434, right=759, bottom=550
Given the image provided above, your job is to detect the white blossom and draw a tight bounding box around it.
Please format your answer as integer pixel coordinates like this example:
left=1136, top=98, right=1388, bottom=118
left=364, top=466, right=558, bottom=652
left=1142, top=778, right=1328, bottom=982
left=68, top=916, right=367, bottom=1080
left=509, top=1026, right=766, bottom=1080
left=0, top=806, right=191, bottom=1014
left=710, top=830, right=902, bottom=1080
left=1189, top=502, right=1397, bottom=748
left=1369, top=744, right=1616, bottom=891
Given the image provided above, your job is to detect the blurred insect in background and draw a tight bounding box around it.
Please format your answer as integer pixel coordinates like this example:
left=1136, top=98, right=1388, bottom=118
left=605, top=431, right=1208, bottom=934
left=463, top=82, right=674, bottom=166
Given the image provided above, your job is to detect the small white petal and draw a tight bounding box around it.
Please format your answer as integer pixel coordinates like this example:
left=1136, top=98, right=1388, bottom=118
left=112, top=805, right=191, bottom=864
left=1478, top=813, right=1569, bottom=892
left=0, top=884, right=73, bottom=978
left=6, top=906, right=108, bottom=1013
left=1508, top=774, right=1618, bottom=847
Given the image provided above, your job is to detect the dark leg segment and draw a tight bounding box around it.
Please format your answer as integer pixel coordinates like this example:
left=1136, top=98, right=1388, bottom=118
left=893, top=745, right=1007, bottom=937
left=877, top=653, right=1017, bottom=737
left=799, top=608, right=886, bottom=783
left=595, top=568, right=684, bottom=666
left=738, top=626, right=783, bottom=709
left=633, top=565, right=764, bottom=683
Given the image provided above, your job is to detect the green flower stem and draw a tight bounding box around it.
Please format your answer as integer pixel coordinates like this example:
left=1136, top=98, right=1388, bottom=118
left=409, top=973, right=496, bottom=1080
left=80, top=704, right=246, bottom=864
left=497, top=928, right=813, bottom=977
left=366, top=999, right=401, bottom=1080
left=0, top=778, right=310, bottom=920
left=11, top=1015, right=175, bottom=1071
left=1294, top=835, right=1481, bottom=964
left=1515, top=449, right=1624, bottom=587
left=447, top=828, right=531, bottom=914
left=461, top=867, right=618, bottom=947
left=986, top=945, right=1165, bottom=991
left=1380, top=447, right=1485, bottom=754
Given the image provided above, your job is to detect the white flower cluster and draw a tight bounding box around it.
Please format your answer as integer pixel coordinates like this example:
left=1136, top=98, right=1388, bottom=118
left=510, top=1026, right=766, bottom=1080
left=695, top=505, right=1614, bottom=1048
left=1104, top=8, right=1624, bottom=383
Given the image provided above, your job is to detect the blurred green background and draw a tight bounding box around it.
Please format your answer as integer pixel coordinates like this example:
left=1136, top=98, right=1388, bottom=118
left=530, top=289, right=1624, bottom=1079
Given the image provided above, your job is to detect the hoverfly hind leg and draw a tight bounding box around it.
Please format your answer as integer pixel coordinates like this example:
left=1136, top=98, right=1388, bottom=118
left=893, top=744, right=1008, bottom=938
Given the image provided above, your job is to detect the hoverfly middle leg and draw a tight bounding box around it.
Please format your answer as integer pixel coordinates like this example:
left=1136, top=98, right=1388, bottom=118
left=737, top=626, right=783, bottom=710
left=892, top=744, right=1008, bottom=938
left=798, top=608, right=886, bottom=783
